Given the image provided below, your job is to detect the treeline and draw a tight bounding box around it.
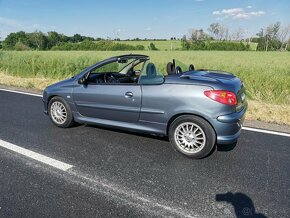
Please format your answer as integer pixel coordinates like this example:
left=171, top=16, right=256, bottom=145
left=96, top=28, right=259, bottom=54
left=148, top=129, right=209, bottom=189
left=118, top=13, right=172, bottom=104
left=1, top=21, right=289, bottom=51
left=0, top=31, right=144, bottom=51
left=181, top=22, right=290, bottom=51
left=115, top=38, right=168, bottom=41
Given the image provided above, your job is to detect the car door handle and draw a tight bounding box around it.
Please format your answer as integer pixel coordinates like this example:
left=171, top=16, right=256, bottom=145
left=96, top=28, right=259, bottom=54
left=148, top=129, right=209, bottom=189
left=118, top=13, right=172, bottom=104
left=125, top=92, right=133, bottom=98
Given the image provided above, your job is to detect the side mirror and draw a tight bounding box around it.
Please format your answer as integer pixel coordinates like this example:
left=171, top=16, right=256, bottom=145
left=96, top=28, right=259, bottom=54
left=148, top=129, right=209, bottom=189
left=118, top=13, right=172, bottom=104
left=78, top=77, right=87, bottom=84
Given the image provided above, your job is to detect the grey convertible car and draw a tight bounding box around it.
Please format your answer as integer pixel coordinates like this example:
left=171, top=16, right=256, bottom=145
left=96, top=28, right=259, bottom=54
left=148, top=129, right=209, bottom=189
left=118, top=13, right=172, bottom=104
left=43, top=54, right=247, bottom=158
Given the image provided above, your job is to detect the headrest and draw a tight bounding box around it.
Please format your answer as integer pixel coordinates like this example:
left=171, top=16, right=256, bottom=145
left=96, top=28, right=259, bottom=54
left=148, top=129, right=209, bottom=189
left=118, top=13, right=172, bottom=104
left=189, top=64, right=195, bottom=71
left=176, top=66, right=182, bottom=74
left=166, top=62, right=175, bottom=75
left=146, top=63, right=157, bottom=78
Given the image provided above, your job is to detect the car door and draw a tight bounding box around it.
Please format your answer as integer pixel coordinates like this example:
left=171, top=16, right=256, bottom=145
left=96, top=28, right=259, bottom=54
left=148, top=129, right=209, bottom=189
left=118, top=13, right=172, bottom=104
left=73, top=83, right=141, bottom=123
left=138, top=62, right=166, bottom=123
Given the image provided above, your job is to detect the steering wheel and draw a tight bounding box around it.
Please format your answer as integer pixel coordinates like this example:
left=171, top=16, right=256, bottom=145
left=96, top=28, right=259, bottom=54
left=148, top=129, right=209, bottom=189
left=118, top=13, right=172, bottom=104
left=104, top=73, right=116, bottom=83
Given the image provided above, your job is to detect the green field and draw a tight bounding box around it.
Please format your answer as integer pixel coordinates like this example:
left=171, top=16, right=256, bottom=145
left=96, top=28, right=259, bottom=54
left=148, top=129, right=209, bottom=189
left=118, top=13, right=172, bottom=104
left=0, top=50, right=289, bottom=105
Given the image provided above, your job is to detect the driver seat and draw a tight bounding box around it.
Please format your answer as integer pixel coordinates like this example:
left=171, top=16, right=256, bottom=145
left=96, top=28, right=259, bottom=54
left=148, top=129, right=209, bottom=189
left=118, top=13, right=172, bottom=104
left=139, top=63, right=159, bottom=84
left=146, top=63, right=157, bottom=79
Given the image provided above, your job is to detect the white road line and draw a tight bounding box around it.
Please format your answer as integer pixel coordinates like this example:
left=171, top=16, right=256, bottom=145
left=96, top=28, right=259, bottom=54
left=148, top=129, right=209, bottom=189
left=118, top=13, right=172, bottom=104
left=242, top=127, right=290, bottom=137
left=0, top=88, right=42, bottom=97
left=0, top=88, right=290, bottom=138
left=0, top=139, right=73, bottom=171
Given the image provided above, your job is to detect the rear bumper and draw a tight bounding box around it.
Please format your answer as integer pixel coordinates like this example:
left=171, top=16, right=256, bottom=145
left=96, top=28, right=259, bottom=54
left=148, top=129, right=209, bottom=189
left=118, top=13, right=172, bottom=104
left=214, top=105, right=247, bottom=144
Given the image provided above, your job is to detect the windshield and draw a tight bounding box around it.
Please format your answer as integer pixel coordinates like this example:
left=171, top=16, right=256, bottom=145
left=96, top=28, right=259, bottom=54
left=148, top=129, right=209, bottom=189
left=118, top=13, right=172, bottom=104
left=92, top=58, right=137, bottom=74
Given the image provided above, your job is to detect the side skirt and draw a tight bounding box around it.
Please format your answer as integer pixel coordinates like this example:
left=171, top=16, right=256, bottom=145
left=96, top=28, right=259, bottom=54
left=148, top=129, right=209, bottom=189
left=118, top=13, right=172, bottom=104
left=73, top=112, right=167, bottom=136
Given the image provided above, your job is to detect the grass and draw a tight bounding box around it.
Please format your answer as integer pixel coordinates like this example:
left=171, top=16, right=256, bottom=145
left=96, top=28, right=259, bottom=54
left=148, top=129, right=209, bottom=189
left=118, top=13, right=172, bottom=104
left=0, top=72, right=57, bottom=90
left=0, top=50, right=289, bottom=125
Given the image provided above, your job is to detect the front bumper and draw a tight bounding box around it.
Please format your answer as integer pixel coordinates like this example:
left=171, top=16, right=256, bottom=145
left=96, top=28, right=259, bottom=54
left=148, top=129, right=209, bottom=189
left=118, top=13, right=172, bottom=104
left=214, top=105, right=247, bottom=144
left=43, top=98, right=48, bottom=115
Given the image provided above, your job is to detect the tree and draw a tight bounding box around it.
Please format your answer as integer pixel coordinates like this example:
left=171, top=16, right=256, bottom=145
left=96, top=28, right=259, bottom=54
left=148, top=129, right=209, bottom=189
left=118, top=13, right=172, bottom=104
left=231, top=28, right=245, bottom=41
left=256, top=22, right=282, bottom=51
left=148, top=42, right=158, bottom=50
left=277, top=24, right=290, bottom=50
left=60, top=34, right=70, bottom=43
left=0, top=32, right=2, bottom=49
left=181, top=35, right=190, bottom=50
left=3, top=31, right=29, bottom=49
left=47, top=31, right=61, bottom=49
left=208, top=23, right=228, bottom=41
left=27, top=31, right=48, bottom=50
left=265, top=22, right=280, bottom=51
left=190, top=29, right=207, bottom=42
left=71, top=34, right=83, bottom=43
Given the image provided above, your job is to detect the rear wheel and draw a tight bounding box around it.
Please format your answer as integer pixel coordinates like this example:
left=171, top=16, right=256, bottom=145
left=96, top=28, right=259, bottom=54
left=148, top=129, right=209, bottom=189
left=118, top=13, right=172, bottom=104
left=169, top=115, right=216, bottom=159
left=48, top=96, right=74, bottom=128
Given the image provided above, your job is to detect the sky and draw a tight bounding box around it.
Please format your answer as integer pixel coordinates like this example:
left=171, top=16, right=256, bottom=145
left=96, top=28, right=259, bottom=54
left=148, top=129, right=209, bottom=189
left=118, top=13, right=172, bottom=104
left=0, top=0, right=289, bottom=40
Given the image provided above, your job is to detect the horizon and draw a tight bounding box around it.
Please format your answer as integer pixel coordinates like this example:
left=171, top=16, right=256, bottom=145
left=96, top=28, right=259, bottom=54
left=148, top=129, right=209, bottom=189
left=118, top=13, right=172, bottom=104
left=0, top=0, right=289, bottom=40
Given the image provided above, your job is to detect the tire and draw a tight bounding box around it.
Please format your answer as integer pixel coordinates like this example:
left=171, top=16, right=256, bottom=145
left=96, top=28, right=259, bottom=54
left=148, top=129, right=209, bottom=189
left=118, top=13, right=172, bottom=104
left=169, top=115, right=216, bottom=159
left=48, top=96, right=75, bottom=128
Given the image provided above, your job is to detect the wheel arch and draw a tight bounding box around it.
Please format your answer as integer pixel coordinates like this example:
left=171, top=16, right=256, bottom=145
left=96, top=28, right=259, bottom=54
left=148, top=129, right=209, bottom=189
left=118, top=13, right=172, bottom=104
left=47, top=95, right=59, bottom=107
left=167, top=113, right=217, bottom=138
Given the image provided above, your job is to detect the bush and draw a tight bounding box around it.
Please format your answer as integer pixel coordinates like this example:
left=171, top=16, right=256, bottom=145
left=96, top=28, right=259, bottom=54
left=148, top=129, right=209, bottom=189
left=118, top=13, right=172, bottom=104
left=14, top=42, right=30, bottom=51
left=51, top=40, right=145, bottom=51
left=183, top=40, right=250, bottom=51
left=205, top=41, right=249, bottom=51
left=135, top=45, right=145, bottom=50
left=190, top=41, right=206, bottom=50
left=148, top=42, right=158, bottom=50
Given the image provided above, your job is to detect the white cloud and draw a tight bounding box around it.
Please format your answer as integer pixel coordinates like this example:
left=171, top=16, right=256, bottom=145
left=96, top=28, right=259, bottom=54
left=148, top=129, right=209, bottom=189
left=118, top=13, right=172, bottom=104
left=213, top=8, right=243, bottom=16
left=246, top=5, right=252, bottom=9
left=145, top=27, right=152, bottom=31
left=249, top=11, right=265, bottom=16
left=213, top=7, right=266, bottom=19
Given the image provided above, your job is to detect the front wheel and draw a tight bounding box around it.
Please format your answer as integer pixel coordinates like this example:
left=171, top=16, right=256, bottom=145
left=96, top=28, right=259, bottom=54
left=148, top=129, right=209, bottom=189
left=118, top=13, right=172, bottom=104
left=169, top=115, right=216, bottom=159
left=48, top=96, right=75, bottom=128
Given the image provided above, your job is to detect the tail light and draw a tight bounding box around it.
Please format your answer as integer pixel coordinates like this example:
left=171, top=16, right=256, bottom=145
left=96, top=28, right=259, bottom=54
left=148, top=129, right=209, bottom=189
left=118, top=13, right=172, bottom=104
left=204, top=90, right=237, bottom=106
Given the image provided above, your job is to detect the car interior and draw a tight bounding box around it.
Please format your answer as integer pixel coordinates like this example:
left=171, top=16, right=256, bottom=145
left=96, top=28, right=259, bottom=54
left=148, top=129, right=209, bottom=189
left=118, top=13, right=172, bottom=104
left=86, top=58, right=145, bottom=84
left=85, top=58, right=196, bottom=85
left=86, top=58, right=164, bottom=85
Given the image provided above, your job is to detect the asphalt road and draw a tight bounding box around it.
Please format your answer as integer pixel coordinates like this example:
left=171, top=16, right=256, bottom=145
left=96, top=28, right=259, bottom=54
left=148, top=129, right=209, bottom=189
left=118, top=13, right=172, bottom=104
left=0, top=90, right=289, bottom=218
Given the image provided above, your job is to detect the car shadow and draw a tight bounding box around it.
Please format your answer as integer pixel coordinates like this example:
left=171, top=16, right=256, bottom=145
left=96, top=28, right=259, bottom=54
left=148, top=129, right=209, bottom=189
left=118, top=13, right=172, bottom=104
left=77, top=124, right=239, bottom=158
left=84, top=124, right=169, bottom=142
left=217, top=142, right=237, bottom=152
left=216, top=192, right=267, bottom=218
